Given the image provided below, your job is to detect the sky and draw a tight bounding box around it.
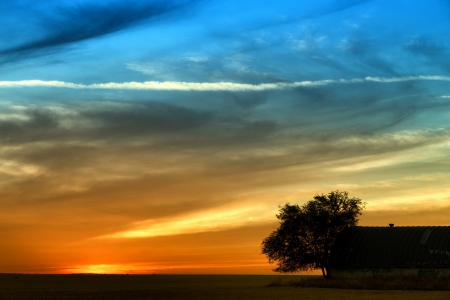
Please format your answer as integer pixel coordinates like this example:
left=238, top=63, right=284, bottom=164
left=1, top=0, right=450, bottom=274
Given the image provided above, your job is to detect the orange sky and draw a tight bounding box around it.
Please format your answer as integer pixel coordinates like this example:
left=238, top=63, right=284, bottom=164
left=2, top=157, right=450, bottom=274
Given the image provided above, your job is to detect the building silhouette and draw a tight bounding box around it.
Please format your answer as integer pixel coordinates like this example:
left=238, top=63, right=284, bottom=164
left=330, top=226, right=450, bottom=278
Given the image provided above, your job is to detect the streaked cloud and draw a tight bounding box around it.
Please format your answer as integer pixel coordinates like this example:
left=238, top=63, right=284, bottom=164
left=0, top=78, right=345, bottom=91
left=101, top=206, right=274, bottom=239
left=365, top=75, right=450, bottom=83
left=1, top=75, right=450, bottom=91
left=0, top=0, right=201, bottom=63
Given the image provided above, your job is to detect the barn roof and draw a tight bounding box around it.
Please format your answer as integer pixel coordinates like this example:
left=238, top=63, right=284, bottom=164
left=330, top=226, right=450, bottom=269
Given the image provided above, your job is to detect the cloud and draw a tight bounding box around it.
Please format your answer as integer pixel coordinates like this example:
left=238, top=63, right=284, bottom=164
left=0, top=0, right=201, bottom=62
left=0, top=74, right=447, bottom=155
left=0, top=100, right=215, bottom=149
left=401, top=36, right=450, bottom=72
left=361, top=203, right=450, bottom=226
left=229, top=0, right=374, bottom=33
left=126, top=53, right=288, bottom=84
left=403, top=36, right=447, bottom=56
left=100, top=205, right=274, bottom=238
left=1, top=96, right=447, bottom=204
left=80, top=101, right=212, bottom=136
left=0, top=88, right=449, bottom=275
left=1, top=75, right=450, bottom=91
left=365, top=75, right=450, bottom=83
left=0, top=71, right=449, bottom=244
left=0, top=106, right=61, bottom=143
left=0, top=79, right=342, bottom=91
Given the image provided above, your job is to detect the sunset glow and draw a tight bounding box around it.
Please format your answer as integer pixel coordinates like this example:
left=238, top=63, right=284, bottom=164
left=1, top=0, right=450, bottom=274
left=100, top=205, right=274, bottom=239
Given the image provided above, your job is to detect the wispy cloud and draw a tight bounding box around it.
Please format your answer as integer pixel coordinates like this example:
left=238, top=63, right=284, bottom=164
left=100, top=206, right=274, bottom=239
left=0, top=79, right=337, bottom=91
left=0, top=0, right=201, bottom=63
left=1, top=75, right=450, bottom=91
left=365, top=75, right=450, bottom=83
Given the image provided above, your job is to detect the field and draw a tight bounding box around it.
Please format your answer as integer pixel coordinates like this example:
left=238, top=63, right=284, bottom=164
left=1, top=274, right=450, bottom=300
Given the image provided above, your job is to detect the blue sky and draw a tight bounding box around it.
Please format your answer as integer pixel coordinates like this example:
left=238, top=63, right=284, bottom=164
left=1, top=0, right=450, bottom=274
left=3, top=0, right=450, bottom=83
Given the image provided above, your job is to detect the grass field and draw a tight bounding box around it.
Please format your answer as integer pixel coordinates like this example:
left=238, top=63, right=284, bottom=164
left=1, top=274, right=450, bottom=300
left=268, top=275, right=450, bottom=291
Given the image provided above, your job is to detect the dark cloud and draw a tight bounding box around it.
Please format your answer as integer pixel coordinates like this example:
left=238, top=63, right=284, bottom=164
left=80, top=101, right=213, bottom=136
left=402, top=35, right=450, bottom=71
left=0, top=78, right=438, bottom=149
left=0, top=107, right=60, bottom=143
left=337, top=33, right=400, bottom=76
left=277, top=81, right=421, bottom=137
left=0, top=101, right=213, bottom=144
left=233, top=120, right=277, bottom=142
left=403, top=36, right=447, bottom=56
left=0, top=79, right=446, bottom=197
left=0, top=0, right=201, bottom=63
left=0, top=78, right=447, bottom=209
left=229, top=93, right=267, bottom=109
left=230, top=0, right=374, bottom=33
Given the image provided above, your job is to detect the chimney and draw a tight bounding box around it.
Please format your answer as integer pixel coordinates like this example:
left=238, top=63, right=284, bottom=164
left=389, top=223, right=394, bottom=227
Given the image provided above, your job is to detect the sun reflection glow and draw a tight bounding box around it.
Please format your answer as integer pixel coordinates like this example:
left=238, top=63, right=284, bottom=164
left=64, top=261, right=274, bottom=274
left=66, top=264, right=155, bottom=274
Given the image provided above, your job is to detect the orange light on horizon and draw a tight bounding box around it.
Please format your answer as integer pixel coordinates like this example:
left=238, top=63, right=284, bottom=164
left=61, top=261, right=278, bottom=275
left=64, top=264, right=159, bottom=274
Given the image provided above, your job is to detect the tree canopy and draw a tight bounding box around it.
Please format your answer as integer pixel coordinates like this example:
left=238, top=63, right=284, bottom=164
left=261, top=190, right=365, bottom=278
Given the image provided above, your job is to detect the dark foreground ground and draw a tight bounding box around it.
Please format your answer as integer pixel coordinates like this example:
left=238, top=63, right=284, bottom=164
left=1, top=274, right=450, bottom=300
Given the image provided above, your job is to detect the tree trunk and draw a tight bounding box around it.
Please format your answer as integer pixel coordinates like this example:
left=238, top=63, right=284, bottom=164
left=321, top=266, right=331, bottom=278
left=321, top=267, right=326, bottom=278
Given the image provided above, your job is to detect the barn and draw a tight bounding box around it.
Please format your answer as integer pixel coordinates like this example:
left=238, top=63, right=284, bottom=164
left=329, top=226, right=450, bottom=278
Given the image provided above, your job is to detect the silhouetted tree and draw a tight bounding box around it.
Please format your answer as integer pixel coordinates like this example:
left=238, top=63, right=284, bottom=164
left=261, top=190, right=365, bottom=278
